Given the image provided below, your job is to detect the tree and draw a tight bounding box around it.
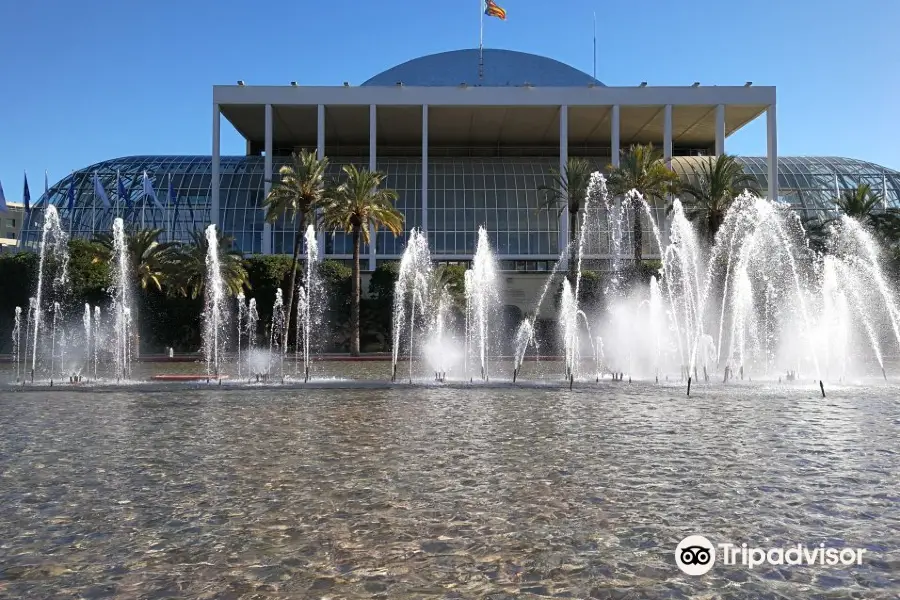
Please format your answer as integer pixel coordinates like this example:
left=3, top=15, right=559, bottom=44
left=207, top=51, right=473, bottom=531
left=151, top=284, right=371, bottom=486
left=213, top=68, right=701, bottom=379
left=263, top=149, right=329, bottom=349
left=607, top=144, right=680, bottom=262
left=679, top=155, right=759, bottom=244
left=68, top=238, right=111, bottom=308
left=804, top=184, right=900, bottom=253
left=322, top=165, right=404, bottom=355
left=168, top=228, right=249, bottom=299
left=91, top=227, right=177, bottom=353
left=91, top=227, right=176, bottom=293
left=538, top=157, right=594, bottom=284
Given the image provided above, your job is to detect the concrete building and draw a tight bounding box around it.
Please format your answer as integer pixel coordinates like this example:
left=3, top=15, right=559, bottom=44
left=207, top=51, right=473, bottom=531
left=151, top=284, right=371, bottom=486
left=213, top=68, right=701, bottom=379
left=21, top=49, right=900, bottom=291
left=0, top=202, right=25, bottom=252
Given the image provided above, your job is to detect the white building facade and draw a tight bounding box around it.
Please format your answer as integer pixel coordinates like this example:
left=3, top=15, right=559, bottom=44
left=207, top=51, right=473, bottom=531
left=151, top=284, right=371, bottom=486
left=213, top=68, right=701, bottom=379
left=213, top=49, right=777, bottom=270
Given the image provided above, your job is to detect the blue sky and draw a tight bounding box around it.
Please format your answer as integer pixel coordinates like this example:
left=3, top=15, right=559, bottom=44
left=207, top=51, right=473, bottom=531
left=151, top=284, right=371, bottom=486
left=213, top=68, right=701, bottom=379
left=1, top=0, right=898, bottom=201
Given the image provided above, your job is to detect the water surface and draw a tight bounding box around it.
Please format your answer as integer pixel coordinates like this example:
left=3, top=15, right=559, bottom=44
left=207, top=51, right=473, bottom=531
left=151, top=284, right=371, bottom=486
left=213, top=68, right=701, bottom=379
left=0, top=379, right=897, bottom=598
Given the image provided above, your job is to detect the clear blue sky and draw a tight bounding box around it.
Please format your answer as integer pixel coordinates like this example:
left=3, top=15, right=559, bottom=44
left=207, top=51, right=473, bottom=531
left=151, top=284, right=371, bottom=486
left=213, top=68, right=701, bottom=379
left=1, top=0, right=898, bottom=200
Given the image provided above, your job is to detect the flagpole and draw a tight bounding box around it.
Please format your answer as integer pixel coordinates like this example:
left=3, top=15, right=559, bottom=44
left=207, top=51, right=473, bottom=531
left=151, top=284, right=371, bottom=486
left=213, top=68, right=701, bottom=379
left=169, top=173, right=174, bottom=242
left=479, top=0, right=484, bottom=80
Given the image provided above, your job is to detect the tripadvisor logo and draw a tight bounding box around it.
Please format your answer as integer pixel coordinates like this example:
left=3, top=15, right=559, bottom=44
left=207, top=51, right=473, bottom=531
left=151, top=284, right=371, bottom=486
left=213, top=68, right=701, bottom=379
left=675, top=535, right=867, bottom=576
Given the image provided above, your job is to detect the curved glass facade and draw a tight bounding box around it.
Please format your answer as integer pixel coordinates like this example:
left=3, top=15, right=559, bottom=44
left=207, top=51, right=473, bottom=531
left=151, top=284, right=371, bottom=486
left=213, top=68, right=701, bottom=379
left=674, top=156, right=900, bottom=219
left=21, top=155, right=900, bottom=263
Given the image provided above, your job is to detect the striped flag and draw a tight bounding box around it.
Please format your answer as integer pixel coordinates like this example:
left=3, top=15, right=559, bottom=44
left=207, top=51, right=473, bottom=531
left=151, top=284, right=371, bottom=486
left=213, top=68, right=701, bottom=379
left=484, top=0, right=507, bottom=20
left=93, top=171, right=111, bottom=208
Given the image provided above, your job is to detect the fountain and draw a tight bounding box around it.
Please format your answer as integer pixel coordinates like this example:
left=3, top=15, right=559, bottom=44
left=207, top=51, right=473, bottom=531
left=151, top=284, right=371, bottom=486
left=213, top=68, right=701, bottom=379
left=111, top=218, right=132, bottom=381
left=465, top=227, right=499, bottom=381
left=30, top=205, right=69, bottom=381
left=92, top=306, right=101, bottom=380
left=82, top=304, right=91, bottom=381
left=296, top=224, right=322, bottom=382
left=246, top=297, right=259, bottom=375
left=6, top=173, right=900, bottom=392
left=236, top=293, right=245, bottom=380
left=202, top=224, right=228, bottom=378
left=391, top=228, right=432, bottom=382
left=12, top=307, right=21, bottom=382
left=270, top=288, right=286, bottom=381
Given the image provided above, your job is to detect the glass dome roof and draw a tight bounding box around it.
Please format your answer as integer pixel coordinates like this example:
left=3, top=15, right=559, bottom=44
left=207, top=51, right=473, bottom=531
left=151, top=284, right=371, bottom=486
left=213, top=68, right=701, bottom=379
left=672, top=156, right=900, bottom=214
left=361, top=49, right=604, bottom=87
left=20, top=155, right=899, bottom=254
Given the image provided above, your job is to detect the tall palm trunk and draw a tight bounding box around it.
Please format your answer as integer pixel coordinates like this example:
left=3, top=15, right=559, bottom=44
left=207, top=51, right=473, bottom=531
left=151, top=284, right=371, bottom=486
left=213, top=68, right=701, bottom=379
left=567, top=209, right=578, bottom=285
left=633, top=203, right=643, bottom=263
left=284, top=215, right=305, bottom=350
left=350, top=224, right=361, bottom=356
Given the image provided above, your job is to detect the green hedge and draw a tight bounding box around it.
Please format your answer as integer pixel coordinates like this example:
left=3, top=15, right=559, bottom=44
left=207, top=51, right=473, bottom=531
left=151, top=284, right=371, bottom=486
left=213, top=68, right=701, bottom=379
left=0, top=246, right=361, bottom=354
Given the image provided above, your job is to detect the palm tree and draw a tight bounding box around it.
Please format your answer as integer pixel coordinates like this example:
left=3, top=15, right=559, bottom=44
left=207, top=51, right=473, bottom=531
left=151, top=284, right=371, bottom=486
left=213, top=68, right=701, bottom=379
left=607, top=144, right=680, bottom=263
left=323, top=165, right=404, bottom=355
left=168, top=229, right=249, bottom=299
left=263, top=149, right=329, bottom=348
left=678, top=155, right=759, bottom=244
left=805, top=184, right=900, bottom=252
left=538, top=157, right=594, bottom=284
left=91, top=227, right=177, bottom=353
left=91, top=227, right=176, bottom=293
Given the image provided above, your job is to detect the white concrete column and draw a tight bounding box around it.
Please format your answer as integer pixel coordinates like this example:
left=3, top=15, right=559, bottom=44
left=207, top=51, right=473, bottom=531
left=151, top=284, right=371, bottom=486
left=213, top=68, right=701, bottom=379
left=767, top=104, right=778, bottom=202
left=211, top=103, right=220, bottom=230
left=317, top=104, right=326, bottom=257
left=263, top=103, right=273, bottom=255
left=368, top=104, right=377, bottom=271
left=422, top=104, right=429, bottom=237
left=715, top=104, right=726, bottom=156
left=663, top=104, right=672, bottom=167
left=610, top=104, right=621, bottom=167
left=559, top=105, right=569, bottom=267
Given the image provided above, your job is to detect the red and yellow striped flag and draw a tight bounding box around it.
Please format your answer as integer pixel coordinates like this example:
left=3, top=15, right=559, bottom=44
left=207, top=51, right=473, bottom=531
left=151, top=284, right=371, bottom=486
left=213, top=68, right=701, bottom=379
left=484, top=0, right=507, bottom=20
